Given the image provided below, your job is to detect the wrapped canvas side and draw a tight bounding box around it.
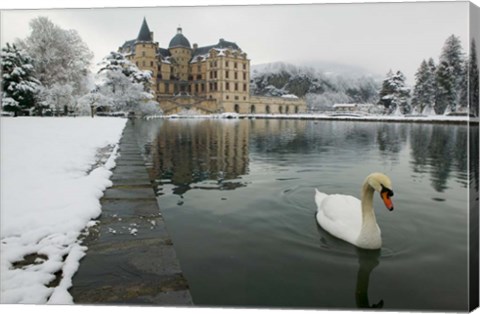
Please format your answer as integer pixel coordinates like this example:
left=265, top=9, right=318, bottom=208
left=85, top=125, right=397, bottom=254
left=470, top=2, right=480, bottom=311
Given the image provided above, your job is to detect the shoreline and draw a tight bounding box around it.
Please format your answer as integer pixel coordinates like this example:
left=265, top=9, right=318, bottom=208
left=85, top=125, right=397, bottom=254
left=145, top=113, right=480, bottom=125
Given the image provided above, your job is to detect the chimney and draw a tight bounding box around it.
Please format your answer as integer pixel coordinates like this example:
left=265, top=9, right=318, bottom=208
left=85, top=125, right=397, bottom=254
left=193, top=43, right=198, bottom=50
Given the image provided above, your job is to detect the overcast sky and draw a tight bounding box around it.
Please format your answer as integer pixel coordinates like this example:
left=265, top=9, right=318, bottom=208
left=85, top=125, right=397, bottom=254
left=0, top=0, right=477, bottom=83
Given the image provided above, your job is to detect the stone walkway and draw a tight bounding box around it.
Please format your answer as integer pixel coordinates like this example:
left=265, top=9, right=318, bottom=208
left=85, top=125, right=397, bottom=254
left=70, top=120, right=192, bottom=305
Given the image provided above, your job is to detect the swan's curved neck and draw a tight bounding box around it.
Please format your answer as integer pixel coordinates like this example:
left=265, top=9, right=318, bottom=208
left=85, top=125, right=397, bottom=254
left=361, top=182, right=377, bottom=228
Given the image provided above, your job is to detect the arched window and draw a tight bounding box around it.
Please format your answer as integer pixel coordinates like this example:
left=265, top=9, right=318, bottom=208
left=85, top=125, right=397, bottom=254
left=286, top=106, right=289, bottom=114
left=279, top=106, right=283, bottom=114
left=266, top=105, right=271, bottom=114
left=234, top=104, right=240, bottom=113
left=250, top=105, right=256, bottom=114
left=295, top=106, right=299, bottom=113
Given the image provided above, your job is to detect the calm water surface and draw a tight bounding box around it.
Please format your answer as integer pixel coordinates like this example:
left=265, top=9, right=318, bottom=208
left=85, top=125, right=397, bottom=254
left=133, top=119, right=477, bottom=311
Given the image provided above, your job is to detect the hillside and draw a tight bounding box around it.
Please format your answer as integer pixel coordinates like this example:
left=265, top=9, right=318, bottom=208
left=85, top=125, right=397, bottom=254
left=250, top=62, right=381, bottom=111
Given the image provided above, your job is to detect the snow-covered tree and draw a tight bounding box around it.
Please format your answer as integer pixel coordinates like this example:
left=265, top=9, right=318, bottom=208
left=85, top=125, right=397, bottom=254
left=1, top=43, right=41, bottom=115
left=470, top=39, right=480, bottom=117
left=412, top=59, right=437, bottom=114
left=38, top=83, right=75, bottom=115
left=435, top=60, right=456, bottom=114
left=92, top=52, right=157, bottom=113
left=378, top=70, right=411, bottom=114
left=17, top=17, right=93, bottom=96
left=435, top=35, right=466, bottom=113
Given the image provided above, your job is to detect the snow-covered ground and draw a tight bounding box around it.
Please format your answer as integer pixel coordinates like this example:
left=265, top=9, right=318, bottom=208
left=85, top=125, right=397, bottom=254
left=0, top=117, right=126, bottom=304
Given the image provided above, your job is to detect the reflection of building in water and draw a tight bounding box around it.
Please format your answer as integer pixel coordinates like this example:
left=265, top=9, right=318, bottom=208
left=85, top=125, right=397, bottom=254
left=149, top=120, right=249, bottom=191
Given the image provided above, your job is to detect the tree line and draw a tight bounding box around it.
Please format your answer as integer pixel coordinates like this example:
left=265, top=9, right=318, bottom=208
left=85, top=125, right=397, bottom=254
left=378, top=35, right=479, bottom=116
left=1, top=17, right=159, bottom=117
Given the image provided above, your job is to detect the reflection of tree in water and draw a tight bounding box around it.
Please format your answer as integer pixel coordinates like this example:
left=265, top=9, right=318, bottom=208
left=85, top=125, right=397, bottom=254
left=376, top=123, right=408, bottom=160
left=409, top=124, right=468, bottom=192
left=249, top=120, right=379, bottom=160
left=470, top=125, right=479, bottom=208
left=471, top=126, right=479, bottom=192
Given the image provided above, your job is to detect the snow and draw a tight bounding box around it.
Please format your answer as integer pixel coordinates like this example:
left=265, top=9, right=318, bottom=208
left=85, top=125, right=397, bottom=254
left=281, top=94, right=299, bottom=99
left=1, top=117, right=126, bottom=304
left=145, top=112, right=477, bottom=123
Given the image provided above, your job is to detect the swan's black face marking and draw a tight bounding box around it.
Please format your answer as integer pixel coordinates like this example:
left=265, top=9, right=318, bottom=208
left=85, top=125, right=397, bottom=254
left=380, top=185, right=394, bottom=211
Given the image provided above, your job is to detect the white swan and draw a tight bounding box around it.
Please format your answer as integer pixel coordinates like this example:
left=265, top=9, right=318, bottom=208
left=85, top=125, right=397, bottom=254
left=315, top=172, right=394, bottom=250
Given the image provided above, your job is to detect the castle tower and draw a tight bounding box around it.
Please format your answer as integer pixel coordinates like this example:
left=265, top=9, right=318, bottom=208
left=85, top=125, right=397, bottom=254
left=133, top=18, right=158, bottom=93
left=168, top=27, right=192, bottom=94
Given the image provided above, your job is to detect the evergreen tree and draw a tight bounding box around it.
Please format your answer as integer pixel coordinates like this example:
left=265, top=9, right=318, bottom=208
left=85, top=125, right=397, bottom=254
left=412, top=58, right=436, bottom=114
left=436, top=35, right=465, bottom=113
left=93, top=52, right=155, bottom=112
left=378, top=70, right=411, bottom=114
left=470, top=39, right=479, bottom=117
left=435, top=60, right=456, bottom=114
left=1, top=43, right=41, bottom=116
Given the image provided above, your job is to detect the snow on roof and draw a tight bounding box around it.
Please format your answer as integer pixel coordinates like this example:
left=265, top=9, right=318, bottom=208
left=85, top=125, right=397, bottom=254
left=333, top=103, right=357, bottom=108
left=281, top=94, right=299, bottom=99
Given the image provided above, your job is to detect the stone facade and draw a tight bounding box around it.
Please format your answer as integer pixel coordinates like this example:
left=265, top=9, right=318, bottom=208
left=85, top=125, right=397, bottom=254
left=119, top=18, right=306, bottom=115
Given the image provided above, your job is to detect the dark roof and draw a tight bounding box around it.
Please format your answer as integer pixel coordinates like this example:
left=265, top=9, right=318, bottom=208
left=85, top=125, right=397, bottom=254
left=192, top=38, right=241, bottom=58
left=120, top=39, right=136, bottom=53
left=137, top=18, right=152, bottom=42
left=157, top=48, right=171, bottom=58
left=169, top=27, right=191, bottom=49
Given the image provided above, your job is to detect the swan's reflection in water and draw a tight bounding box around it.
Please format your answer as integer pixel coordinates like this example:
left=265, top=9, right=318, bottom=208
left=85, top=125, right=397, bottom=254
left=317, top=225, right=384, bottom=309
left=355, top=248, right=383, bottom=309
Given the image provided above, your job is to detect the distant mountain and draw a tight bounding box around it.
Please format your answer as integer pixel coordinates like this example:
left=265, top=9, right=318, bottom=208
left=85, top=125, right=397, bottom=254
left=250, top=61, right=381, bottom=111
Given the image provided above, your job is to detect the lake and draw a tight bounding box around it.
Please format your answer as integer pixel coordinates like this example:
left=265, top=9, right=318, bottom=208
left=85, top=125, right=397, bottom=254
left=133, top=118, right=477, bottom=311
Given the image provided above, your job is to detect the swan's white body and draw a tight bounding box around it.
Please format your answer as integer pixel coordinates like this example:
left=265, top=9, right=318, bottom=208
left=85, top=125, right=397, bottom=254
left=315, top=173, right=393, bottom=250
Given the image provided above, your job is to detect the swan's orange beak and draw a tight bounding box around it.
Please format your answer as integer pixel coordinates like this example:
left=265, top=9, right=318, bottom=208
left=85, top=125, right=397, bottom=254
left=381, top=191, right=394, bottom=211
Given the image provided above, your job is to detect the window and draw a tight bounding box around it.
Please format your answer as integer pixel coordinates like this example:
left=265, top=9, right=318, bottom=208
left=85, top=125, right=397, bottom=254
left=295, top=106, right=299, bottom=113
left=226, top=95, right=229, bottom=100
left=234, top=62, right=238, bottom=68
left=266, top=105, right=271, bottom=114
left=286, top=106, right=289, bottom=114
left=197, top=74, right=202, bottom=80
left=226, top=61, right=229, bottom=67
left=235, top=83, right=238, bottom=91
left=243, top=63, right=247, bottom=70
left=234, top=104, right=240, bottom=113
left=234, top=72, right=238, bottom=80
left=279, top=106, right=283, bottom=113
left=234, top=96, right=239, bottom=100
left=150, top=61, right=153, bottom=66
left=243, top=73, right=247, bottom=80
left=142, top=61, right=145, bottom=66
left=243, top=84, right=247, bottom=92
left=142, top=51, right=146, bottom=57
left=226, top=71, right=229, bottom=79
left=226, top=82, right=230, bottom=90
left=250, top=105, right=256, bottom=114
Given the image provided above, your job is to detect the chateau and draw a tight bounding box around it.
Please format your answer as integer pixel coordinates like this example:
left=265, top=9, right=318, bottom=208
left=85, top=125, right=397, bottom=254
left=119, top=18, right=306, bottom=115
